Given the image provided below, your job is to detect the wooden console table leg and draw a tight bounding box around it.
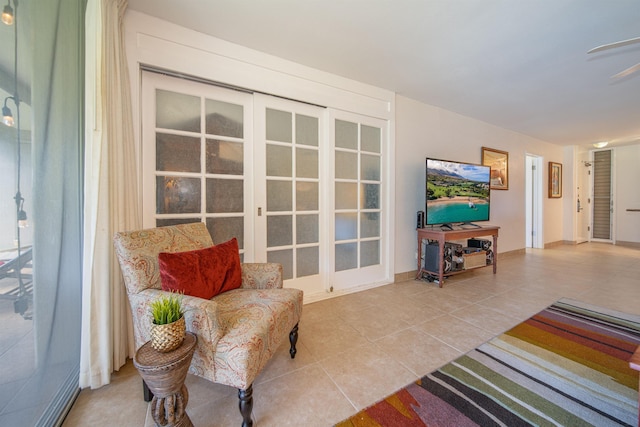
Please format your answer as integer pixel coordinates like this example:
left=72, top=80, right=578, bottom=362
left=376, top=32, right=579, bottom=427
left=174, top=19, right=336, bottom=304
left=438, top=238, right=445, bottom=287
left=492, top=233, right=498, bottom=274
left=416, top=235, right=423, bottom=279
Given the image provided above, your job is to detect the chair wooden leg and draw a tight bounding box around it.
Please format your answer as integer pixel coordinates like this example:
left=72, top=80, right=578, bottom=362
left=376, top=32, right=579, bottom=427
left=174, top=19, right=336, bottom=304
left=238, top=385, right=253, bottom=427
left=289, top=323, right=299, bottom=359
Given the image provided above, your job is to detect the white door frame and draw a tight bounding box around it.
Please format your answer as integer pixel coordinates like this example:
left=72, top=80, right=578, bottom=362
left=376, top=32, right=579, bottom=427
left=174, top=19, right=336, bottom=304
left=575, top=149, right=591, bottom=243
left=525, top=154, right=544, bottom=248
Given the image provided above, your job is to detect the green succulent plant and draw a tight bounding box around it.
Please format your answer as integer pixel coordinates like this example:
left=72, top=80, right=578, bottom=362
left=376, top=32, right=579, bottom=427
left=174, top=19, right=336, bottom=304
left=150, top=293, right=184, bottom=325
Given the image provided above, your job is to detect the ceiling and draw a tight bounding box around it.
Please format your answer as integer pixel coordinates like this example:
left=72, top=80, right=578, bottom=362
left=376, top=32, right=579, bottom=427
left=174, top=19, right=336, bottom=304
left=118, top=2, right=640, bottom=147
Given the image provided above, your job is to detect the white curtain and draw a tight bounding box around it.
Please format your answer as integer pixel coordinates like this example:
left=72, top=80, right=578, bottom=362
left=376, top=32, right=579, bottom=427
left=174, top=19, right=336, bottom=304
left=80, top=0, right=140, bottom=389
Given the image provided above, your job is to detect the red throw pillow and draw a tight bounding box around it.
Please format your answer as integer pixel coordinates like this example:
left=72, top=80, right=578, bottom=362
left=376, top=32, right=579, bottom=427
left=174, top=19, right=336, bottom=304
left=159, top=238, right=242, bottom=299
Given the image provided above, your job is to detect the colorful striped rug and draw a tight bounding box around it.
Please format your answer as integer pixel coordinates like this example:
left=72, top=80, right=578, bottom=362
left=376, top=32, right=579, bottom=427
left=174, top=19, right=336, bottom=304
left=337, top=299, right=640, bottom=427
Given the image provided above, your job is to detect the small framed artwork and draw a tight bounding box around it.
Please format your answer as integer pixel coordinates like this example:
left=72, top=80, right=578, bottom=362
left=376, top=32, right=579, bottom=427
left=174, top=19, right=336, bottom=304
left=481, top=147, right=509, bottom=190
left=548, top=162, right=562, bottom=198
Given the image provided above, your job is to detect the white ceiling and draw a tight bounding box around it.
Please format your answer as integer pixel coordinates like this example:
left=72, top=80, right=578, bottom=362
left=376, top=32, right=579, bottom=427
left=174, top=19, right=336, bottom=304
left=128, top=0, right=640, bottom=147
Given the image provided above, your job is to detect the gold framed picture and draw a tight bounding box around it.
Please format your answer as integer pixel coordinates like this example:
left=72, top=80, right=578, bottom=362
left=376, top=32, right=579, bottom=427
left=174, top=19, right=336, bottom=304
left=549, top=162, right=562, bottom=198
left=481, top=147, right=509, bottom=190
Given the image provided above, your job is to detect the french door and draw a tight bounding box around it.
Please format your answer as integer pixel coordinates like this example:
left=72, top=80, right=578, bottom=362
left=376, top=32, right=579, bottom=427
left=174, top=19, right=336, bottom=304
left=141, top=71, right=256, bottom=259
left=141, top=71, right=388, bottom=298
left=330, top=111, right=387, bottom=291
left=254, top=95, right=325, bottom=295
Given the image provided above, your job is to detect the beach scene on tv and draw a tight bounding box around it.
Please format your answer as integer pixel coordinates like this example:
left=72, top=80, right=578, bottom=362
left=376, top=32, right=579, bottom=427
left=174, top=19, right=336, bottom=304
left=426, top=159, right=490, bottom=225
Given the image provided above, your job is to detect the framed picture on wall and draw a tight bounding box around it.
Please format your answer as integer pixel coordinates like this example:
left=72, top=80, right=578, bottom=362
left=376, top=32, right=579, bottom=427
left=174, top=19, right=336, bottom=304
left=549, top=162, right=562, bottom=198
left=481, top=147, right=509, bottom=190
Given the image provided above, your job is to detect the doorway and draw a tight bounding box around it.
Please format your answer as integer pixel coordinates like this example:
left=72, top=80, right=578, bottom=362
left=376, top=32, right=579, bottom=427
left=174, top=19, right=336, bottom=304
left=591, top=149, right=614, bottom=242
left=525, top=154, right=543, bottom=248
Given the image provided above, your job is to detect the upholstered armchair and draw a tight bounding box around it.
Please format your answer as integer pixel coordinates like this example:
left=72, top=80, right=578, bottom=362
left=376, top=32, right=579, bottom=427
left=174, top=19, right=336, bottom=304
left=113, top=222, right=303, bottom=427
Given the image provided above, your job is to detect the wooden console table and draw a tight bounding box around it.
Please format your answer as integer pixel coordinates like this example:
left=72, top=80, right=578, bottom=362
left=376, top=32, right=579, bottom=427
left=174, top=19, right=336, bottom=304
left=416, top=225, right=499, bottom=287
left=134, top=332, right=197, bottom=427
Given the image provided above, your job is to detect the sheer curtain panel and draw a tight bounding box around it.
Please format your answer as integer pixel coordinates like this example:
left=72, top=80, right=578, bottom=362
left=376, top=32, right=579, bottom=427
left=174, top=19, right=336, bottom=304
left=80, top=0, right=140, bottom=389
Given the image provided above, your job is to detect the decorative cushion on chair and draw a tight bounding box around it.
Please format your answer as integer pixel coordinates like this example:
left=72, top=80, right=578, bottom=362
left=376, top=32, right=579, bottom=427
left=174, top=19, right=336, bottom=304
left=159, top=238, right=242, bottom=299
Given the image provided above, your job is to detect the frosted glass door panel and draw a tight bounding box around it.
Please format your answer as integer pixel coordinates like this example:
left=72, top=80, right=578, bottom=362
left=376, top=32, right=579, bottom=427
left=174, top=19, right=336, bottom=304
left=335, top=119, right=358, bottom=149
left=266, top=145, right=292, bottom=176
left=361, top=125, right=381, bottom=153
left=361, top=183, right=380, bottom=209
left=207, top=217, right=245, bottom=249
left=267, top=249, right=293, bottom=280
left=361, top=154, right=380, bottom=180
left=297, top=247, right=319, bottom=276
left=205, top=99, right=244, bottom=137
left=335, top=243, right=357, bottom=271
left=156, top=133, right=200, bottom=172
left=296, top=182, right=318, bottom=211
left=335, top=151, right=357, bottom=179
left=296, top=114, right=319, bottom=146
left=296, top=215, right=319, bottom=244
left=266, top=109, right=292, bottom=142
left=267, top=181, right=292, bottom=211
left=296, top=148, right=318, bottom=178
left=156, top=176, right=201, bottom=214
left=335, top=213, right=357, bottom=240
left=206, top=139, right=243, bottom=175
left=267, top=216, right=293, bottom=247
left=206, top=178, right=243, bottom=213
left=156, top=90, right=200, bottom=132
left=360, top=212, right=380, bottom=238
left=360, top=241, right=380, bottom=267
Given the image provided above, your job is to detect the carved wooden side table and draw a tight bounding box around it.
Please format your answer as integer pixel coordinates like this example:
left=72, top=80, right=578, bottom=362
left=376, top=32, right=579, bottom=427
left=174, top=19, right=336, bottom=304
left=134, top=332, right=197, bottom=427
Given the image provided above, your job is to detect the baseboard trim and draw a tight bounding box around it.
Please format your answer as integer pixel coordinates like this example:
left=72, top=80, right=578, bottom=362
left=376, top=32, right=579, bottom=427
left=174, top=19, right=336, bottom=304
left=544, top=240, right=565, bottom=248
left=616, top=240, right=640, bottom=249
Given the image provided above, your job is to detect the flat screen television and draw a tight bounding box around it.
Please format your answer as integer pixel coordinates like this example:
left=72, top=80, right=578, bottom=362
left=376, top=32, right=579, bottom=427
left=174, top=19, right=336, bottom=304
left=425, top=158, right=491, bottom=228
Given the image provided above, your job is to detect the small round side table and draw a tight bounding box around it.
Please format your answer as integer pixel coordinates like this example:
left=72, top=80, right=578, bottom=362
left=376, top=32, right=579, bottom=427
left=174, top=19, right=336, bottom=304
left=134, top=332, right=197, bottom=427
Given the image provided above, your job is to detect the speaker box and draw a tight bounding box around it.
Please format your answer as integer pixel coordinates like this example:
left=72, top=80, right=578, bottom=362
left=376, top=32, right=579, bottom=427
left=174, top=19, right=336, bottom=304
left=423, top=243, right=440, bottom=273
left=417, top=211, right=425, bottom=229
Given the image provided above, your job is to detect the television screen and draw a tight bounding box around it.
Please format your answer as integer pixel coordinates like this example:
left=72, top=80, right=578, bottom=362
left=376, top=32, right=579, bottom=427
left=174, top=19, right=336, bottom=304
left=425, top=158, right=490, bottom=226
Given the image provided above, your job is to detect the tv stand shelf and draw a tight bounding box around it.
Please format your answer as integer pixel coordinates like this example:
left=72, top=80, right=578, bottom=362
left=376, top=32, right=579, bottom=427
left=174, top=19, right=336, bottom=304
left=416, top=225, right=499, bottom=287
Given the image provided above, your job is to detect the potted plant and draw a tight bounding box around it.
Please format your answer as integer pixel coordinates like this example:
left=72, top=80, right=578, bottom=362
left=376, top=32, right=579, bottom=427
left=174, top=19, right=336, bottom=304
left=149, top=293, right=185, bottom=352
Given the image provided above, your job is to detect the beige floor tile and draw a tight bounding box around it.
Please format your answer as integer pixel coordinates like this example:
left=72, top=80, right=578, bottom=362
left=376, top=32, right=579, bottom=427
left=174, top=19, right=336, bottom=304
left=320, top=341, right=416, bottom=411
left=374, top=327, right=461, bottom=377
left=299, top=317, right=369, bottom=360
left=338, top=305, right=411, bottom=341
left=450, top=304, right=521, bottom=334
left=253, top=363, right=356, bottom=426
left=407, top=288, right=473, bottom=313
left=415, top=314, right=495, bottom=353
left=254, top=338, right=316, bottom=385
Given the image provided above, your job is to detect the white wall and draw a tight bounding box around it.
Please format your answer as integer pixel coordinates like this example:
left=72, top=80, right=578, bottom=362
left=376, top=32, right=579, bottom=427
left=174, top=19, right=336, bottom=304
left=615, top=144, right=640, bottom=243
left=394, top=96, right=564, bottom=274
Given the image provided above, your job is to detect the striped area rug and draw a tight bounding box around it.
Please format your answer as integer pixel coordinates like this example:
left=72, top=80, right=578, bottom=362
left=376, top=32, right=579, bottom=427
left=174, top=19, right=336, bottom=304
left=336, top=299, right=640, bottom=427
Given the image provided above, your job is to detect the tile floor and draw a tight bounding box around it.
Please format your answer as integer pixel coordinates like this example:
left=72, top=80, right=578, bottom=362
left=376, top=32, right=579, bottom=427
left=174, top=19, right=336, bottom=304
left=62, top=243, right=640, bottom=427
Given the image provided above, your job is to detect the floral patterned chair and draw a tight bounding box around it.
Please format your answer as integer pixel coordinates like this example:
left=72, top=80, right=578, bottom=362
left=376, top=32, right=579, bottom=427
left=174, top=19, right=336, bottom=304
left=113, top=222, right=303, bottom=427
